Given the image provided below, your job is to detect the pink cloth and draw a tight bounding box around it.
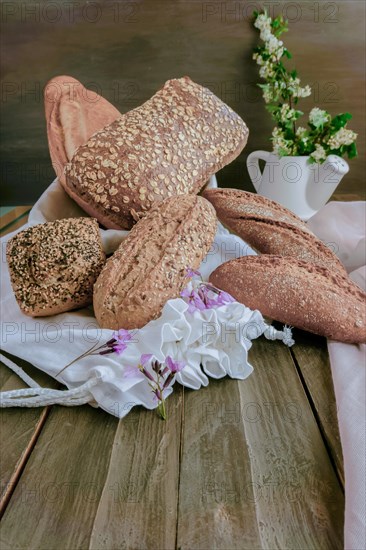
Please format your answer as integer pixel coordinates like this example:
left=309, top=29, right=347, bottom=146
left=308, top=202, right=366, bottom=550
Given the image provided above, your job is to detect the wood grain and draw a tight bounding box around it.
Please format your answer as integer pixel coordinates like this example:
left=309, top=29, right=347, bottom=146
left=0, top=355, right=57, bottom=516
left=0, top=390, right=183, bottom=550
left=291, top=330, right=344, bottom=485
left=0, top=404, right=118, bottom=550
left=89, top=389, right=183, bottom=550
left=177, top=338, right=344, bottom=550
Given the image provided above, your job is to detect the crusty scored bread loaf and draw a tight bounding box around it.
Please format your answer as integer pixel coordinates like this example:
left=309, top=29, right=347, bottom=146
left=93, top=195, right=217, bottom=329
left=7, top=218, right=105, bottom=317
left=203, top=188, right=346, bottom=273
left=209, top=255, right=366, bottom=344
left=45, top=75, right=121, bottom=178
left=64, top=77, right=249, bottom=230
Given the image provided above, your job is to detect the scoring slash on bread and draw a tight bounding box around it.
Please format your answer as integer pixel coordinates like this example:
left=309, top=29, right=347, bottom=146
left=209, top=255, right=366, bottom=344
left=93, top=195, right=217, bottom=329
left=203, top=188, right=346, bottom=273
left=61, top=77, right=248, bottom=230
left=7, top=218, right=105, bottom=317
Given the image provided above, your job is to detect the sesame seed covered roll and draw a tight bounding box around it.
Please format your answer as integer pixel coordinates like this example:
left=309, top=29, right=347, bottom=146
left=7, top=218, right=105, bottom=317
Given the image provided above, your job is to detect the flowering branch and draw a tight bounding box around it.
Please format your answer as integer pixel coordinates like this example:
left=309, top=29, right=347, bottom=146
left=253, top=9, right=358, bottom=163
left=125, top=354, right=185, bottom=420
left=56, top=329, right=133, bottom=377
left=181, top=267, right=235, bottom=312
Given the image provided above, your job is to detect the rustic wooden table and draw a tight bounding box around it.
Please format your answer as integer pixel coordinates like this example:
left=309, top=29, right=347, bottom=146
left=0, top=204, right=347, bottom=549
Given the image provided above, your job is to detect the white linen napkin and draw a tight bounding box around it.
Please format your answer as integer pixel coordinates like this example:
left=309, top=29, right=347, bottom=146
left=4, top=177, right=286, bottom=417
left=308, top=202, right=366, bottom=550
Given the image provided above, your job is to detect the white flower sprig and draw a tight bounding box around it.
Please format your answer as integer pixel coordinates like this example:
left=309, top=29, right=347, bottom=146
left=253, top=9, right=358, bottom=163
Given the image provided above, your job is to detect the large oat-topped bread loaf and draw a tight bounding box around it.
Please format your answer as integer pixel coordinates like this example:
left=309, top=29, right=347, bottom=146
left=63, top=77, right=249, bottom=230
left=209, top=255, right=366, bottom=344
left=7, top=218, right=105, bottom=317
left=203, top=188, right=346, bottom=273
left=93, top=194, right=217, bottom=329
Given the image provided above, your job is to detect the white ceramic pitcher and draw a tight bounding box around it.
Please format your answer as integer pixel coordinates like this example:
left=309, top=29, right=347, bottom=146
left=246, top=151, right=349, bottom=220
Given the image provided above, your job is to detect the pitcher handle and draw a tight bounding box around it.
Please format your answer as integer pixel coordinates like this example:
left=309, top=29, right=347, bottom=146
left=247, top=151, right=272, bottom=192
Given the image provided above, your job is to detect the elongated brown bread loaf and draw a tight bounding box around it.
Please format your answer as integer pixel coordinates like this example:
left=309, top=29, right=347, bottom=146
left=209, top=255, right=366, bottom=344
left=93, top=195, right=217, bottom=329
left=63, top=77, right=249, bottom=230
left=203, top=188, right=346, bottom=273
left=7, top=218, right=105, bottom=317
left=45, top=75, right=121, bottom=179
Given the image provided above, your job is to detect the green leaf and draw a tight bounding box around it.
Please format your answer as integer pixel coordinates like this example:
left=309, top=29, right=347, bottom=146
left=290, top=70, right=298, bottom=79
left=347, top=142, right=358, bottom=159
left=283, top=49, right=292, bottom=59
left=331, top=113, right=353, bottom=130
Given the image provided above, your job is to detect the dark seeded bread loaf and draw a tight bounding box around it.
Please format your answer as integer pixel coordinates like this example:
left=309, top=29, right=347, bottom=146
left=7, top=218, right=105, bottom=317
left=209, top=255, right=366, bottom=344
left=93, top=195, right=217, bottom=329
left=63, top=77, right=249, bottom=230
left=203, top=188, right=346, bottom=273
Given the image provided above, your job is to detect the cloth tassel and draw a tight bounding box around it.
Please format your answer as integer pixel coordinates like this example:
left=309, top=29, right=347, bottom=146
left=264, top=325, right=295, bottom=347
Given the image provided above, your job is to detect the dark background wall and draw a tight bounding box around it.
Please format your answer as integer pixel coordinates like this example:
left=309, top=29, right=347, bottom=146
left=1, top=0, right=365, bottom=204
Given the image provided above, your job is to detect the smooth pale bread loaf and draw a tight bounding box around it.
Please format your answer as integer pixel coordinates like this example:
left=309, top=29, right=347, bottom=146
left=44, top=75, right=121, bottom=179
left=209, top=255, right=366, bottom=344
left=7, top=218, right=105, bottom=317
left=64, top=77, right=249, bottom=230
left=203, top=188, right=346, bottom=273
left=93, top=195, right=217, bottom=329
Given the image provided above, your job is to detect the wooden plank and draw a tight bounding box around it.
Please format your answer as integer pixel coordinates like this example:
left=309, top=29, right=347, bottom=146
left=177, top=377, right=262, bottom=549
left=332, top=193, right=362, bottom=202
left=290, top=331, right=344, bottom=485
left=0, top=404, right=118, bottom=550
left=0, top=354, right=58, bottom=514
left=177, top=338, right=344, bottom=550
left=0, top=389, right=183, bottom=550
left=89, top=389, right=183, bottom=550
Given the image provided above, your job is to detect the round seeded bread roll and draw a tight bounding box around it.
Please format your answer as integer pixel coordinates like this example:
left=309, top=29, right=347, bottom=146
left=93, top=194, right=217, bottom=329
left=7, top=218, right=105, bottom=317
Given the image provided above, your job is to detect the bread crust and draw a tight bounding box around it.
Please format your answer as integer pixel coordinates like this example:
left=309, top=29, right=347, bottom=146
left=93, top=195, right=217, bottom=329
left=7, top=218, right=105, bottom=317
left=64, top=77, right=249, bottom=230
left=209, top=255, right=366, bottom=344
left=44, top=75, right=121, bottom=178
left=203, top=188, right=346, bottom=273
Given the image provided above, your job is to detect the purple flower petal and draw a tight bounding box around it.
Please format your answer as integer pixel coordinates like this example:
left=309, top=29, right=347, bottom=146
left=180, top=287, right=191, bottom=299
left=185, top=267, right=202, bottom=279
left=140, top=353, right=153, bottom=366
left=113, top=329, right=133, bottom=343
left=113, top=342, right=127, bottom=355
left=165, top=356, right=185, bottom=373
left=124, top=365, right=144, bottom=379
